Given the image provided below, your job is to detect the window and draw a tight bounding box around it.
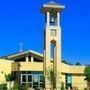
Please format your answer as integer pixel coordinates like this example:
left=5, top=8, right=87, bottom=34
left=22, top=75, right=26, bottom=83
left=28, top=75, right=32, bottom=82
left=65, top=74, right=72, bottom=89
left=33, top=74, right=39, bottom=82
left=40, top=75, right=43, bottom=82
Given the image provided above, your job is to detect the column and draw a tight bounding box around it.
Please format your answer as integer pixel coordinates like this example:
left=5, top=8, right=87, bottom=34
left=57, top=12, right=60, bottom=26
left=31, top=56, right=34, bottom=62
left=47, top=12, right=50, bottom=26
left=26, top=55, right=29, bottom=62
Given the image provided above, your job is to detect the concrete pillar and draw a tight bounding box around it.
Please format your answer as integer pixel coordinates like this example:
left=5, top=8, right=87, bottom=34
left=47, top=12, right=50, bottom=26
left=31, top=56, right=34, bottom=62
left=57, top=12, right=60, bottom=26
left=26, top=55, right=29, bottom=62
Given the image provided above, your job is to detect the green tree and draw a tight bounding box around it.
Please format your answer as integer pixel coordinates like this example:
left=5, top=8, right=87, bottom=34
left=46, top=66, right=59, bottom=90
left=0, top=83, right=7, bottom=90
left=61, top=82, right=65, bottom=90
left=84, top=66, right=90, bottom=90
left=2, top=71, right=15, bottom=90
left=13, top=81, right=20, bottom=90
left=75, top=61, right=81, bottom=66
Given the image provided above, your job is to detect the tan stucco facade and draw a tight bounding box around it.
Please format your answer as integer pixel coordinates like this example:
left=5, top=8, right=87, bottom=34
left=0, top=54, right=87, bottom=90
left=0, top=59, right=13, bottom=84
left=0, top=58, right=87, bottom=89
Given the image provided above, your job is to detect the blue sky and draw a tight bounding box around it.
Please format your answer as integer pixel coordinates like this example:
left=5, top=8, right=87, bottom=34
left=0, top=0, right=90, bottom=64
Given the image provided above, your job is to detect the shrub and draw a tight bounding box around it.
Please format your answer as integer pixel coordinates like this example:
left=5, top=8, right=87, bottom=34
left=0, top=83, right=7, bottom=90
left=61, top=82, right=65, bottom=90
left=84, top=66, right=90, bottom=90
left=13, top=81, right=20, bottom=90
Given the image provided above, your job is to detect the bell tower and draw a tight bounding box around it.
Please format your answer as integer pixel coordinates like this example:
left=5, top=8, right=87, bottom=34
left=41, top=1, right=65, bottom=89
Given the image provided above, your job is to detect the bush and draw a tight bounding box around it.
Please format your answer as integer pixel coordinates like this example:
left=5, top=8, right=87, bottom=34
left=61, top=82, right=65, bottom=90
left=20, top=84, right=29, bottom=90
left=13, top=81, right=20, bottom=90
left=84, top=87, right=87, bottom=90
left=0, top=83, right=7, bottom=89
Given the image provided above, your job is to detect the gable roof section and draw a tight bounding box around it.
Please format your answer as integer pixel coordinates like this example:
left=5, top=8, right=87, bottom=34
left=1, top=50, right=43, bottom=60
left=1, top=50, right=72, bottom=65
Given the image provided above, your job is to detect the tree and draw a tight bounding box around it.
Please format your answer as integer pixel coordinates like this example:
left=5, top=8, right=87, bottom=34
left=12, top=81, right=20, bottom=90
left=75, top=61, right=81, bottom=66
left=1, top=71, right=15, bottom=90
left=84, top=66, right=90, bottom=90
left=0, top=83, right=7, bottom=90
left=46, top=66, right=59, bottom=90
left=61, top=82, right=65, bottom=90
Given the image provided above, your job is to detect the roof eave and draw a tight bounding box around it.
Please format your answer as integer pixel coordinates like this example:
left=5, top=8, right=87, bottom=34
left=6, top=50, right=43, bottom=59
left=43, top=5, right=65, bottom=9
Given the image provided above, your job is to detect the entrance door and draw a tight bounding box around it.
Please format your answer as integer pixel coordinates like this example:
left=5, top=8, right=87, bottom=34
left=21, top=74, right=44, bottom=89
left=21, top=74, right=33, bottom=87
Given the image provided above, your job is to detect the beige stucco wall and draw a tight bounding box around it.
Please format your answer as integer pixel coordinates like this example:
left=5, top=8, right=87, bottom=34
left=57, top=63, right=87, bottom=89
left=72, top=75, right=87, bottom=89
left=70, top=66, right=85, bottom=74
left=70, top=66, right=87, bottom=89
left=59, top=63, right=70, bottom=73
left=0, top=59, right=13, bottom=84
left=12, top=62, right=43, bottom=71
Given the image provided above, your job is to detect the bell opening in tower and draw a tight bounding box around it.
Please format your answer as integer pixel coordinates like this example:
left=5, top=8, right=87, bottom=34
left=50, top=12, right=57, bottom=26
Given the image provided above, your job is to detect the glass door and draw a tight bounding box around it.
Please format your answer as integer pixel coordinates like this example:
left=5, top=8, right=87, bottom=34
left=21, top=74, right=33, bottom=88
left=21, top=74, right=44, bottom=89
left=28, top=74, right=33, bottom=87
left=33, top=74, right=39, bottom=89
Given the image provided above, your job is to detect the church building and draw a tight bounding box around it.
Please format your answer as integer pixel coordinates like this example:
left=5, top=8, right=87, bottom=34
left=0, top=1, right=87, bottom=90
